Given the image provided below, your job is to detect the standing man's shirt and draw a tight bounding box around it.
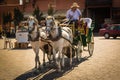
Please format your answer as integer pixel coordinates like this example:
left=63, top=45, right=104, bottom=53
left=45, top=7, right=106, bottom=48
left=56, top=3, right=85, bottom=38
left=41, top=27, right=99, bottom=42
left=66, top=9, right=82, bottom=21
left=80, top=18, right=92, bottom=28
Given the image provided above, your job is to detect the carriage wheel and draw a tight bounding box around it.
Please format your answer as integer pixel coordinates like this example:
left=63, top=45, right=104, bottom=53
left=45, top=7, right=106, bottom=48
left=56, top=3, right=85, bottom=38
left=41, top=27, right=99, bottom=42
left=88, top=33, right=94, bottom=56
left=76, top=41, right=82, bottom=61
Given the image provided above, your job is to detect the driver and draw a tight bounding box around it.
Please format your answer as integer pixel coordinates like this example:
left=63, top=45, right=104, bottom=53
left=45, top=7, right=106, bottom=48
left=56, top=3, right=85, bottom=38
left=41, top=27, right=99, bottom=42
left=66, top=2, right=82, bottom=29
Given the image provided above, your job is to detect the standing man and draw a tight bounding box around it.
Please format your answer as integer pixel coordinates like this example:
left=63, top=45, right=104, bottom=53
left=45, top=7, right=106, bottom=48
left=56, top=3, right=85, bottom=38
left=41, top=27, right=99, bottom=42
left=66, top=2, right=82, bottom=29
left=78, top=18, right=93, bottom=47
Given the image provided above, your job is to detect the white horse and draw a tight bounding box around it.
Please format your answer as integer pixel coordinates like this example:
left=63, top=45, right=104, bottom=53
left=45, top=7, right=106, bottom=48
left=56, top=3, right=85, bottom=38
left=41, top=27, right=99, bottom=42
left=28, top=16, right=53, bottom=69
left=45, top=16, right=73, bottom=72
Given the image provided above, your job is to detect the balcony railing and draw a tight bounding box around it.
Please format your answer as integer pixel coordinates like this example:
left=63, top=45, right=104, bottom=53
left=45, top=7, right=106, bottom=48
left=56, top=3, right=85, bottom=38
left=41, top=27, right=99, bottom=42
left=86, top=0, right=112, bottom=6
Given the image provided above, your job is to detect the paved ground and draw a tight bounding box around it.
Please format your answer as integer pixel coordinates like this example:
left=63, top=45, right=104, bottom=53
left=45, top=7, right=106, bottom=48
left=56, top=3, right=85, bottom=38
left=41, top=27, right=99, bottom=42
left=0, top=36, right=120, bottom=80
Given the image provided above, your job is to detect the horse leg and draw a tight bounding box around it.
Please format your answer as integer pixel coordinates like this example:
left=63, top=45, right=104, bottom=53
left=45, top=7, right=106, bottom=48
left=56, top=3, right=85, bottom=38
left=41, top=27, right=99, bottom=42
left=52, top=48, right=56, bottom=62
left=34, top=52, right=37, bottom=68
left=36, top=49, right=41, bottom=68
left=47, top=45, right=53, bottom=64
left=33, top=47, right=41, bottom=69
left=47, top=49, right=51, bottom=64
left=61, top=51, right=65, bottom=68
left=57, top=48, right=64, bottom=72
left=52, top=48, right=58, bottom=69
left=57, top=51, right=62, bottom=72
left=43, top=50, right=46, bottom=66
left=70, top=46, right=72, bottom=67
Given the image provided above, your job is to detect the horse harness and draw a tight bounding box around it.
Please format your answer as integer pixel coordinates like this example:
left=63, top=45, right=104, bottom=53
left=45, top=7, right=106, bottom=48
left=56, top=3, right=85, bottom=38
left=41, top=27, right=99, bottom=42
left=49, top=27, right=62, bottom=41
left=48, top=26, right=73, bottom=45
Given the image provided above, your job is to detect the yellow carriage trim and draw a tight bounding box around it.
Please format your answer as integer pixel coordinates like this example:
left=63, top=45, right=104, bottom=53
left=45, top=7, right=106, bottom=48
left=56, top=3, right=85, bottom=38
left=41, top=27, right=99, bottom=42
left=60, top=22, right=75, bottom=36
left=78, top=27, right=85, bottom=34
left=78, top=22, right=86, bottom=35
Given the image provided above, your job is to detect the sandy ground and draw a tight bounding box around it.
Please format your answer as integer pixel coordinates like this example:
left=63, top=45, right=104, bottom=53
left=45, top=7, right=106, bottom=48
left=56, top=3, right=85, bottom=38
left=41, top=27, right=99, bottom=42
left=0, top=37, right=120, bottom=80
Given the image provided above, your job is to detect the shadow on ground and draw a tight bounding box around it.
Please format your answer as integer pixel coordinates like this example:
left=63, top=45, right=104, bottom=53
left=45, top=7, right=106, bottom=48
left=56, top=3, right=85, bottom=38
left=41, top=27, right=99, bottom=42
left=11, top=46, right=32, bottom=50
left=15, top=57, right=90, bottom=80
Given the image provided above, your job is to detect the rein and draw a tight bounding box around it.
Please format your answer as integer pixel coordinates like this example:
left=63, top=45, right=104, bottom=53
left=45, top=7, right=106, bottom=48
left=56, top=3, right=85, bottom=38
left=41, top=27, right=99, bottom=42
left=61, top=34, right=73, bottom=45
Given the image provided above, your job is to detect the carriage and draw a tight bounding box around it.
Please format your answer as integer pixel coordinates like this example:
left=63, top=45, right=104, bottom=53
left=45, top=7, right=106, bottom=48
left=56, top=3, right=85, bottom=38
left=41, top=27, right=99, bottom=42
left=60, top=19, right=94, bottom=60
left=15, top=21, right=29, bottom=48
left=27, top=15, right=94, bottom=72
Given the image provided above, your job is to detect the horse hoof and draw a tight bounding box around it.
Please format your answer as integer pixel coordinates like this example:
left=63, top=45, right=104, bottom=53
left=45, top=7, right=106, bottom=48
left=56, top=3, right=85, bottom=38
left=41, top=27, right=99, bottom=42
left=77, top=58, right=81, bottom=62
left=38, top=67, right=41, bottom=70
left=49, top=60, right=52, bottom=64
left=61, top=65, right=64, bottom=68
left=34, top=69, right=40, bottom=74
left=38, top=65, right=42, bottom=70
left=56, top=69, right=62, bottom=73
left=34, top=66, right=37, bottom=69
left=69, top=63, right=73, bottom=68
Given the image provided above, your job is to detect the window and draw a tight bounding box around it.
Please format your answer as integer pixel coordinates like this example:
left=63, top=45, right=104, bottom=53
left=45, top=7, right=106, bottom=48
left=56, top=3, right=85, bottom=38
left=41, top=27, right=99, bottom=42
left=112, top=8, right=120, bottom=19
left=19, top=0, right=23, bottom=5
left=115, top=26, right=120, bottom=30
left=26, top=0, right=29, bottom=3
left=109, top=26, right=114, bottom=30
left=118, top=26, right=120, bottom=30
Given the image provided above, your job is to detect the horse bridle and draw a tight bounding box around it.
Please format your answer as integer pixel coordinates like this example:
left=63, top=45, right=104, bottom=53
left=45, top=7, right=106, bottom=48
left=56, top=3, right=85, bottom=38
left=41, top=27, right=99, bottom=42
left=28, top=21, right=40, bottom=41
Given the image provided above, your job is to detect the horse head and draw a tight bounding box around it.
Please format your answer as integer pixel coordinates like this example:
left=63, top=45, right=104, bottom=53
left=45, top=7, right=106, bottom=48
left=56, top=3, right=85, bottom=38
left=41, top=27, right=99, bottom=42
left=27, top=16, right=40, bottom=41
left=46, top=16, right=60, bottom=34
left=28, top=16, right=38, bottom=33
left=45, top=16, right=55, bottom=32
left=45, top=16, right=62, bottom=41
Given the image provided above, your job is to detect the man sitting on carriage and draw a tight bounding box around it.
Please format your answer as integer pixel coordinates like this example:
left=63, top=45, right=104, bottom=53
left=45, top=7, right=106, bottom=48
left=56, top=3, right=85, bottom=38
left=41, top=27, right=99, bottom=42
left=66, top=2, right=82, bottom=29
left=66, top=2, right=93, bottom=47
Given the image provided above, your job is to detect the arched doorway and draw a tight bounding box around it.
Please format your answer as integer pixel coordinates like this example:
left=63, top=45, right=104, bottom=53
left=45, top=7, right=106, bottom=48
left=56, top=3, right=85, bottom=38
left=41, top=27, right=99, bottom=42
left=87, top=7, right=111, bottom=32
